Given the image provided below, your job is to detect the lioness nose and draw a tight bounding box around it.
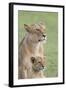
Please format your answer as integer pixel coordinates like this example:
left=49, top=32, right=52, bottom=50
left=43, top=34, right=46, bottom=37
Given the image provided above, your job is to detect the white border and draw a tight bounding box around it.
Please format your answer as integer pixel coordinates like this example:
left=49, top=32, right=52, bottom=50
left=13, top=5, right=63, bottom=85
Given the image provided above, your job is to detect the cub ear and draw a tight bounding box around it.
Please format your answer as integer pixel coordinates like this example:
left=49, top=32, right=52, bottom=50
left=24, top=24, right=31, bottom=32
left=31, top=57, right=35, bottom=63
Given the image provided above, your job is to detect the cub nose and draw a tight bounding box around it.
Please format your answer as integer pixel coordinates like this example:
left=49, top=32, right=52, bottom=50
left=42, top=65, right=44, bottom=69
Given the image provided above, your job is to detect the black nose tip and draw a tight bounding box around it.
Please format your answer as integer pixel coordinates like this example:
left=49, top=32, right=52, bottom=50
left=42, top=65, right=44, bottom=68
left=43, top=35, right=46, bottom=37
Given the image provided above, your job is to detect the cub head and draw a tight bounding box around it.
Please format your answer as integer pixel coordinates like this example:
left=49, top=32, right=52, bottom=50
left=24, top=22, right=47, bottom=43
left=31, top=56, right=45, bottom=72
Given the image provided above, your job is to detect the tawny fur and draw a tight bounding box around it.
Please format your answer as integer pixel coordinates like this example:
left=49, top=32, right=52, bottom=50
left=18, top=23, right=47, bottom=79
left=29, top=56, right=45, bottom=78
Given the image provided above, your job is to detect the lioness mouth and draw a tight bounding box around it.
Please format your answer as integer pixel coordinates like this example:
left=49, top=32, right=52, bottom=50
left=38, top=38, right=45, bottom=42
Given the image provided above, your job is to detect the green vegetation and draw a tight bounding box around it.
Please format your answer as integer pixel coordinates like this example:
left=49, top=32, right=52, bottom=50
left=18, top=10, right=58, bottom=77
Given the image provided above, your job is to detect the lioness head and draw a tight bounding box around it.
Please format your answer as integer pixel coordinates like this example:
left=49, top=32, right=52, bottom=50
left=24, top=22, right=47, bottom=43
left=31, top=56, right=45, bottom=72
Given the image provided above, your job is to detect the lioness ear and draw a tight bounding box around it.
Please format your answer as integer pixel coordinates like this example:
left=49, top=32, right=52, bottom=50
left=31, top=57, right=35, bottom=63
left=24, top=24, right=31, bottom=32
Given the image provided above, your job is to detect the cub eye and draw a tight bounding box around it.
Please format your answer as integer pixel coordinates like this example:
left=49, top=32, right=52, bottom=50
left=31, top=57, right=35, bottom=63
left=38, top=61, right=41, bottom=63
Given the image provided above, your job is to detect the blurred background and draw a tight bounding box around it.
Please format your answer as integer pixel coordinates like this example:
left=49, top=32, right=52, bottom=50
left=18, top=10, right=58, bottom=77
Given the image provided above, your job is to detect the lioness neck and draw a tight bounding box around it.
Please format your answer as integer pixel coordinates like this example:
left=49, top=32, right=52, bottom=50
left=24, top=34, right=42, bottom=54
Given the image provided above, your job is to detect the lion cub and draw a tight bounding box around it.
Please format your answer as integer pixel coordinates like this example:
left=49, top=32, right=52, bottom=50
left=30, top=56, right=45, bottom=78
left=18, top=22, right=47, bottom=79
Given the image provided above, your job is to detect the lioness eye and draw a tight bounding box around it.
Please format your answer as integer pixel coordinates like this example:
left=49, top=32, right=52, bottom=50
left=36, top=29, right=40, bottom=31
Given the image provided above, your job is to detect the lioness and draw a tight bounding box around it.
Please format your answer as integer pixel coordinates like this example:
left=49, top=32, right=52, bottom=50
left=18, top=22, right=47, bottom=79
left=30, top=56, right=45, bottom=78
